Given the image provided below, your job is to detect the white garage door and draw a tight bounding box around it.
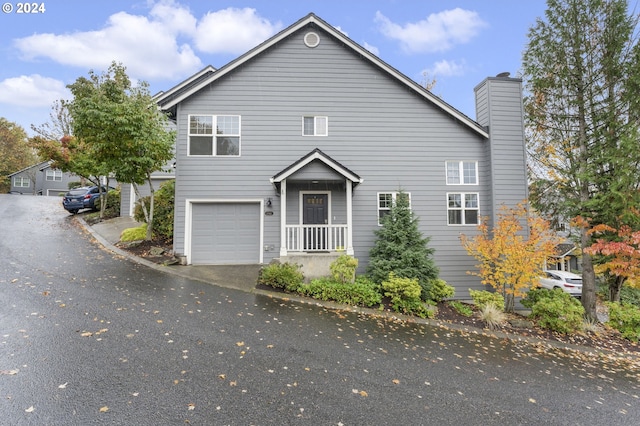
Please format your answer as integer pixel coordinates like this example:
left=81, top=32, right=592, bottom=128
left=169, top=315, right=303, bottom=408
left=191, top=203, right=260, bottom=264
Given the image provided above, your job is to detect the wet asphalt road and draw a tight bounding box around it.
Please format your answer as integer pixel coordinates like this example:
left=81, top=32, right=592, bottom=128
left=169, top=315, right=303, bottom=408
left=1, top=194, right=639, bottom=425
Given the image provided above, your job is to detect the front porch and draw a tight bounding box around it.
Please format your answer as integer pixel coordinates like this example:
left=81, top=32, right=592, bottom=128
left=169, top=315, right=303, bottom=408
left=285, top=224, right=348, bottom=252
left=270, top=148, right=363, bottom=262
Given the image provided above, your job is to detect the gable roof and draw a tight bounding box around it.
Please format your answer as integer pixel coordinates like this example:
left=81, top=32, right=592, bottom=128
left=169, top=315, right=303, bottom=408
left=271, top=148, right=362, bottom=190
left=7, top=160, right=51, bottom=177
left=157, top=13, right=488, bottom=139
left=154, top=65, right=216, bottom=107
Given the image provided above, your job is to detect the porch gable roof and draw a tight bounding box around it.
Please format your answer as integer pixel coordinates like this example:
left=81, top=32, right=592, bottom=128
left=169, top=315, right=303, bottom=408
left=270, top=148, right=362, bottom=189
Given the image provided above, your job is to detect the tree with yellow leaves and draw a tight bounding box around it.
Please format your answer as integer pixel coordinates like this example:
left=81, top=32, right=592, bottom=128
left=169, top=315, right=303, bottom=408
left=461, top=202, right=562, bottom=312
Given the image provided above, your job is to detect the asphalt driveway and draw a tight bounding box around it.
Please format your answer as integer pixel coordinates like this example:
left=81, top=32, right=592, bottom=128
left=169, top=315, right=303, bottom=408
left=1, top=194, right=639, bottom=425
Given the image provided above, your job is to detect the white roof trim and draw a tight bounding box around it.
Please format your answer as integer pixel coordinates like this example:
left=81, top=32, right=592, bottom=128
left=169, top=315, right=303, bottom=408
left=159, top=14, right=488, bottom=139
left=270, top=150, right=362, bottom=184
left=153, top=65, right=216, bottom=104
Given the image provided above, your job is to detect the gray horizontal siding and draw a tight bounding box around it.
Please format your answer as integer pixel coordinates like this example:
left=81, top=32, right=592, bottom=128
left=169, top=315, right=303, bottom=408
left=170, top=25, right=525, bottom=295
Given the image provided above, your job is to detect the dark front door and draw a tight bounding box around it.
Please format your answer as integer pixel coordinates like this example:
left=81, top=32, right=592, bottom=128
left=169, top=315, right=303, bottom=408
left=303, top=193, right=328, bottom=251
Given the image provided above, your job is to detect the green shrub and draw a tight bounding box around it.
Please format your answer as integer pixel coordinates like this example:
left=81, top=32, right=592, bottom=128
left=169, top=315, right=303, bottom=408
left=382, top=273, right=433, bottom=318
left=620, top=286, right=640, bottom=308
left=424, top=278, right=455, bottom=302
left=257, top=262, right=304, bottom=292
left=606, top=302, right=640, bottom=342
left=530, top=289, right=584, bottom=334
left=330, top=255, right=358, bottom=284
left=520, top=287, right=551, bottom=309
left=469, top=289, right=505, bottom=311
left=104, top=187, right=121, bottom=218
left=133, top=179, right=175, bottom=241
left=121, top=224, right=147, bottom=242
left=299, top=276, right=382, bottom=307
left=383, top=272, right=421, bottom=303
left=447, top=300, right=473, bottom=317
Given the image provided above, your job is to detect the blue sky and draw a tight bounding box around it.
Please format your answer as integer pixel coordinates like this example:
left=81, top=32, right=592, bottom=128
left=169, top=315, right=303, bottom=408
left=0, top=0, right=548, bottom=135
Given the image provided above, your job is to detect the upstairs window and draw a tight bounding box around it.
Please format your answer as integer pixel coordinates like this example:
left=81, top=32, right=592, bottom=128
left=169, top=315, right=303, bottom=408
left=188, top=115, right=240, bottom=156
left=303, top=116, right=328, bottom=136
left=447, top=192, right=479, bottom=225
left=46, top=169, right=62, bottom=181
left=446, top=161, right=477, bottom=185
left=378, top=192, right=411, bottom=225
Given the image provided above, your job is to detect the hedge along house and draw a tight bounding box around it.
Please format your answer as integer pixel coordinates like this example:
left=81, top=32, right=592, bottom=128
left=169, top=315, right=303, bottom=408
left=155, top=13, right=528, bottom=295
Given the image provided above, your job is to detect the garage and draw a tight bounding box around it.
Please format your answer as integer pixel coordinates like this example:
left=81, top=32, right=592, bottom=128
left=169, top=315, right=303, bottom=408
left=190, top=202, right=261, bottom=264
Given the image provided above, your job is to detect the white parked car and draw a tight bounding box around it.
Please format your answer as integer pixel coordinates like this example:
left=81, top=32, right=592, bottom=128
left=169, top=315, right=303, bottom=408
left=539, top=270, right=583, bottom=298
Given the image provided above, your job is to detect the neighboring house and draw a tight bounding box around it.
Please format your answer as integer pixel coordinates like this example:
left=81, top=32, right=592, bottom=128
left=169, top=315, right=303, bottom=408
left=154, top=13, right=528, bottom=295
left=8, top=161, right=78, bottom=196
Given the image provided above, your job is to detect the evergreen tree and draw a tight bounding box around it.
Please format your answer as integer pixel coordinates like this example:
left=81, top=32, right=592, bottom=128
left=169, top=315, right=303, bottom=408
left=522, top=0, right=640, bottom=319
left=367, top=191, right=439, bottom=300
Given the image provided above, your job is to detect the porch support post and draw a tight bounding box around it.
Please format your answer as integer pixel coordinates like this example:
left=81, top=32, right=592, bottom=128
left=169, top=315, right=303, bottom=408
left=346, top=179, right=354, bottom=255
left=279, top=179, right=288, bottom=256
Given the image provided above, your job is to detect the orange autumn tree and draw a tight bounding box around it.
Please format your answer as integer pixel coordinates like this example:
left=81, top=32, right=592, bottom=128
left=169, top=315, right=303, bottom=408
left=461, top=202, right=562, bottom=312
left=585, top=224, right=640, bottom=302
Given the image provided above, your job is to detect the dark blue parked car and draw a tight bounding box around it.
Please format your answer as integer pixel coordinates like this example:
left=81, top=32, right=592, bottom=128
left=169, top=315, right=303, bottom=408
left=62, top=186, right=111, bottom=214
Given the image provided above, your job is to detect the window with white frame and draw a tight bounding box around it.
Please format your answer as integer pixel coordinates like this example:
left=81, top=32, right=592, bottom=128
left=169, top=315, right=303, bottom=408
left=378, top=192, right=411, bottom=225
left=303, top=116, right=328, bottom=136
left=446, top=161, right=478, bottom=185
left=13, top=177, right=30, bottom=187
left=188, top=115, right=240, bottom=156
left=447, top=193, right=479, bottom=225
left=46, top=169, right=62, bottom=181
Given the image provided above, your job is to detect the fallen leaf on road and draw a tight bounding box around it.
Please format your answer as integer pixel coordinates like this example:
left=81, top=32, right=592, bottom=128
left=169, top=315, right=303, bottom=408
left=99, top=406, right=109, bottom=413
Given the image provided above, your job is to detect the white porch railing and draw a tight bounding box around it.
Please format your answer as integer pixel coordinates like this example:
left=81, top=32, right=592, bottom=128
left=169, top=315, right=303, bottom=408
left=285, top=224, right=348, bottom=252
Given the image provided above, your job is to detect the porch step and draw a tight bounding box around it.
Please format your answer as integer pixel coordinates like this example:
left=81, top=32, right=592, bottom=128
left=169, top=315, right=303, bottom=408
left=275, top=252, right=342, bottom=282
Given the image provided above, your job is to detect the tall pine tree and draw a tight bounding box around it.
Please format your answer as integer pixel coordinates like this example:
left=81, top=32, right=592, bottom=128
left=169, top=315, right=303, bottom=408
left=367, top=191, right=439, bottom=300
left=523, top=0, right=640, bottom=319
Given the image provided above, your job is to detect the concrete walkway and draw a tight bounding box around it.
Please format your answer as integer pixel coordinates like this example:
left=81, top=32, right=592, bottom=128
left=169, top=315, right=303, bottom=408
left=84, top=216, right=262, bottom=293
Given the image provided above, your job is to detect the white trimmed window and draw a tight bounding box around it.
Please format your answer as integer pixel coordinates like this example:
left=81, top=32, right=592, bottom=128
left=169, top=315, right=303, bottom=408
left=447, top=193, right=479, bottom=225
left=446, top=161, right=478, bottom=185
left=13, top=177, right=30, bottom=187
left=378, top=192, right=411, bottom=225
left=188, top=115, right=240, bottom=156
left=303, top=116, right=328, bottom=136
left=46, top=169, right=62, bottom=181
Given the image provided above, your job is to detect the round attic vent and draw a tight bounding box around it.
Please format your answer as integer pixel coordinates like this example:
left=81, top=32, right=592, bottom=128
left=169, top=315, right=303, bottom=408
left=304, top=32, right=320, bottom=48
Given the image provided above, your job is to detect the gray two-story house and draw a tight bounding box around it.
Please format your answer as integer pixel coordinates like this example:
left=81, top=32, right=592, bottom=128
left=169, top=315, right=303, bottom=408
left=155, top=13, right=528, bottom=295
left=8, top=161, right=78, bottom=196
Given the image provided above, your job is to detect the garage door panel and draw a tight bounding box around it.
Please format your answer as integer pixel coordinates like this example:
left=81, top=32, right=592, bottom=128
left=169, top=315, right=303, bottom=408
left=191, top=203, right=260, bottom=264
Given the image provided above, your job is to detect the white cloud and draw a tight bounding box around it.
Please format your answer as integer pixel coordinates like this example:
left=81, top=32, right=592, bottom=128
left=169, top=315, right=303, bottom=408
left=194, top=8, right=282, bottom=54
left=13, top=2, right=202, bottom=81
left=374, top=9, right=487, bottom=53
left=363, top=42, right=380, bottom=56
left=424, top=59, right=467, bottom=77
left=149, top=0, right=197, bottom=37
left=0, top=75, right=69, bottom=107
